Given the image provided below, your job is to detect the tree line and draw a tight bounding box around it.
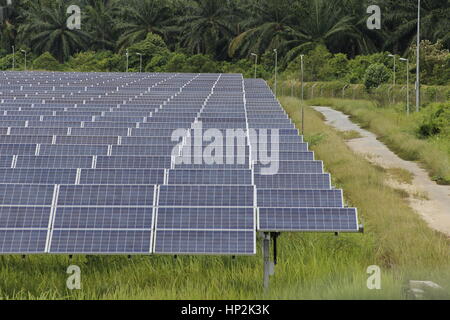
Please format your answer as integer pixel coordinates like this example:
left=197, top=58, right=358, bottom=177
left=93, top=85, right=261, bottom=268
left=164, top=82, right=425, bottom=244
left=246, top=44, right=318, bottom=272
left=0, top=0, right=449, bottom=85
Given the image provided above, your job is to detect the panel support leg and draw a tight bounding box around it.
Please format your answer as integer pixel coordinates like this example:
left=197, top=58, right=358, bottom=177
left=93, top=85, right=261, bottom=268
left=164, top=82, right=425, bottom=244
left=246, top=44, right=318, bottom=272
left=272, top=232, right=280, bottom=265
left=263, top=232, right=271, bottom=290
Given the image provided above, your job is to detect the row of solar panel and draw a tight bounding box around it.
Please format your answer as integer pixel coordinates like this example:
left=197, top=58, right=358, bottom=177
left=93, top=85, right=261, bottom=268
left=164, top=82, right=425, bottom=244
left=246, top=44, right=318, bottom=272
left=0, top=168, right=331, bottom=188
left=0, top=208, right=356, bottom=254
left=0, top=184, right=344, bottom=207
left=0, top=127, right=301, bottom=137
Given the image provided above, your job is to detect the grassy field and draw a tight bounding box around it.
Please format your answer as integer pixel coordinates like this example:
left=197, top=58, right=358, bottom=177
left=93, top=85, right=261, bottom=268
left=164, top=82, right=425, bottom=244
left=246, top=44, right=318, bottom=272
left=307, top=98, right=450, bottom=185
left=1, top=97, right=449, bottom=300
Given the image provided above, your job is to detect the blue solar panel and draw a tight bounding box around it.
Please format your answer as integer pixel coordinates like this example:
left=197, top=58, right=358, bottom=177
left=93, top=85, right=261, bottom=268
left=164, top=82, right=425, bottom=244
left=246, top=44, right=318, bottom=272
left=0, top=230, right=48, bottom=253
left=53, top=207, right=153, bottom=229
left=168, top=169, right=252, bottom=185
left=96, top=156, right=171, bottom=169
left=158, top=186, right=254, bottom=207
left=0, top=168, right=77, bottom=184
left=0, top=72, right=358, bottom=256
left=254, top=174, right=331, bottom=189
left=0, top=184, right=55, bottom=206
left=0, top=156, right=12, bottom=168
left=15, top=156, right=93, bottom=169
left=112, top=145, right=177, bottom=156
left=257, top=189, right=343, bottom=208
left=49, top=230, right=152, bottom=254
left=0, top=206, right=51, bottom=228
left=40, top=145, right=108, bottom=156
left=254, top=161, right=323, bottom=174
left=57, top=185, right=155, bottom=206
left=156, top=207, right=254, bottom=229
left=258, top=208, right=359, bottom=232
left=154, top=230, right=255, bottom=255
left=79, top=169, right=164, bottom=185
left=0, top=144, right=37, bottom=156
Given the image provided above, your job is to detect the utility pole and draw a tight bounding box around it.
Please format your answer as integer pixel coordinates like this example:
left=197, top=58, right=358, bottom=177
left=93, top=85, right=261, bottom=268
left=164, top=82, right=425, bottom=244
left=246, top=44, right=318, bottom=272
left=300, top=54, right=305, bottom=135
left=416, top=0, right=421, bottom=112
left=273, top=49, right=277, bottom=97
left=251, top=53, right=258, bottom=79
left=12, top=46, right=15, bottom=70
left=400, top=58, right=410, bottom=115
left=388, top=54, right=396, bottom=103
left=21, top=49, right=27, bottom=71
left=126, top=49, right=129, bottom=73
left=136, top=53, right=143, bottom=73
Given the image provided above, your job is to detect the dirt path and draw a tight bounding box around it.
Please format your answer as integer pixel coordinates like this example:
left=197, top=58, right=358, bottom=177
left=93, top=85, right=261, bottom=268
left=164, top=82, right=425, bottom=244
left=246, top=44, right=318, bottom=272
left=314, top=106, right=450, bottom=237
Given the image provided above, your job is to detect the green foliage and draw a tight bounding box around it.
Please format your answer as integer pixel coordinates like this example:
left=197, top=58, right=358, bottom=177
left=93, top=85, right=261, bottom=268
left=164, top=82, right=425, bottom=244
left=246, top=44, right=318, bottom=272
left=127, top=33, right=170, bottom=70
left=65, top=51, right=124, bottom=72
left=363, top=63, right=391, bottom=90
left=32, top=52, right=62, bottom=71
left=0, top=0, right=448, bottom=85
left=164, top=52, right=188, bottom=72
left=410, top=41, right=450, bottom=85
left=418, top=102, right=450, bottom=138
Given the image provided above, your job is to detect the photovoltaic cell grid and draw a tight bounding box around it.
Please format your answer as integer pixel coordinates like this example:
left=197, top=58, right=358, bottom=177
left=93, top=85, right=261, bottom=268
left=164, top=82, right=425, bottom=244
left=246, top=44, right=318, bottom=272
left=0, top=71, right=358, bottom=255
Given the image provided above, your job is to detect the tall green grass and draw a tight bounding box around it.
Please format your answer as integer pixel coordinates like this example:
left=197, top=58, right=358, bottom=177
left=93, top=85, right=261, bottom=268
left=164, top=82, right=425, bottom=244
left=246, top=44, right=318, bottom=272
left=307, top=98, right=450, bottom=184
left=0, top=98, right=449, bottom=300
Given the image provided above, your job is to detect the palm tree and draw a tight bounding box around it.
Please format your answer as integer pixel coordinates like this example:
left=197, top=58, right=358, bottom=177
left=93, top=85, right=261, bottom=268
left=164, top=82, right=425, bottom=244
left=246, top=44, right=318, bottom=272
left=17, top=0, right=90, bottom=62
left=228, top=0, right=297, bottom=58
left=0, top=0, right=21, bottom=53
left=178, top=0, right=235, bottom=58
left=383, top=0, right=450, bottom=54
left=85, top=0, right=119, bottom=51
left=229, top=0, right=365, bottom=64
left=116, top=0, right=173, bottom=51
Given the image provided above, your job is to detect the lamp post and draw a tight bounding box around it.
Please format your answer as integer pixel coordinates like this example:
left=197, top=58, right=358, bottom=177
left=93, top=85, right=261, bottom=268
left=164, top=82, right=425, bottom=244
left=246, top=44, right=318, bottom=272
left=388, top=54, right=396, bottom=103
left=388, top=54, right=396, bottom=86
left=400, top=58, right=410, bottom=115
left=416, top=0, right=421, bottom=112
left=251, top=53, right=258, bottom=79
left=136, top=53, right=143, bottom=73
left=12, top=46, right=15, bottom=71
left=300, top=54, right=305, bottom=135
left=273, top=49, right=277, bottom=97
left=126, top=49, right=129, bottom=72
left=300, top=55, right=304, bottom=101
left=21, top=49, right=27, bottom=71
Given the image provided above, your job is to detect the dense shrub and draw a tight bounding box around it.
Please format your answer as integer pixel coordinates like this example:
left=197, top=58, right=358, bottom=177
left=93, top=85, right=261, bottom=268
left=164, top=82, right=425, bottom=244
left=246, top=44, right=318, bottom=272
left=363, top=63, right=391, bottom=90
left=418, top=102, right=450, bottom=137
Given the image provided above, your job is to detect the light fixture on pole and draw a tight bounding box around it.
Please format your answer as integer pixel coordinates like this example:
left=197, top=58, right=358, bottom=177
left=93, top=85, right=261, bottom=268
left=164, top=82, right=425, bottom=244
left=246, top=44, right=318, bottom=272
left=136, top=53, right=143, bottom=73
left=400, top=58, right=410, bottom=115
left=416, top=0, right=421, bottom=112
left=273, top=49, right=277, bottom=97
left=21, top=49, right=27, bottom=71
left=250, top=53, right=258, bottom=79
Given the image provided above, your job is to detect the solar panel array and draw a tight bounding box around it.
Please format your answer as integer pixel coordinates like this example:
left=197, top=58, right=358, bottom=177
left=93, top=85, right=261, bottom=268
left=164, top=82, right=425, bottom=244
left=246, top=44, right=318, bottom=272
left=0, top=71, right=359, bottom=255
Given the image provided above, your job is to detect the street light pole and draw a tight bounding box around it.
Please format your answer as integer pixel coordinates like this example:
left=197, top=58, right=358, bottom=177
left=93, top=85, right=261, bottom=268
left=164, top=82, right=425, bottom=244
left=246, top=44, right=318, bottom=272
left=12, top=46, right=15, bottom=71
left=251, top=53, right=258, bottom=79
left=300, top=55, right=304, bottom=101
left=137, top=53, right=142, bottom=73
left=388, top=54, right=396, bottom=103
left=300, top=54, right=305, bottom=136
left=21, top=50, right=27, bottom=71
left=400, top=58, right=410, bottom=115
left=416, top=0, right=421, bottom=112
left=126, top=49, right=129, bottom=72
left=273, top=49, right=277, bottom=97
